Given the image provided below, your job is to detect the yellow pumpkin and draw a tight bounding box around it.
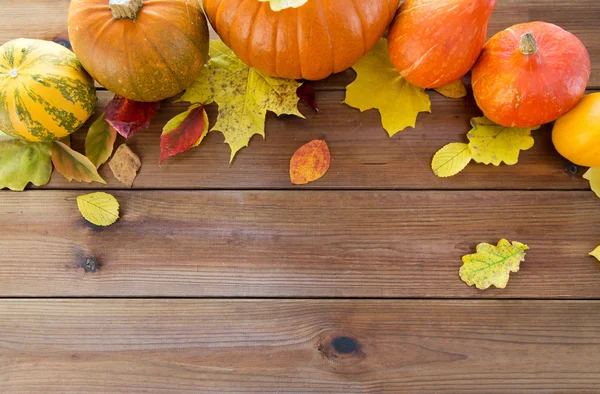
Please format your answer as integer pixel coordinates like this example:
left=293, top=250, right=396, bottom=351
left=552, top=93, right=600, bottom=167
left=0, top=38, right=97, bottom=142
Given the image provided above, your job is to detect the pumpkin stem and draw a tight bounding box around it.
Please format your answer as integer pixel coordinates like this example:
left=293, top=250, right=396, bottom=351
left=519, top=32, right=538, bottom=55
left=109, top=0, right=143, bottom=20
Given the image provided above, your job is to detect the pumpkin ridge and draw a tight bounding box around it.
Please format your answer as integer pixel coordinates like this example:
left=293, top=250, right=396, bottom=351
left=271, top=8, right=280, bottom=78
left=315, top=0, right=335, bottom=76
left=22, top=84, right=81, bottom=135
left=245, top=0, right=268, bottom=70
left=214, top=0, right=231, bottom=46
left=348, top=0, right=368, bottom=55
left=294, top=8, right=304, bottom=78
left=13, top=88, right=53, bottom=141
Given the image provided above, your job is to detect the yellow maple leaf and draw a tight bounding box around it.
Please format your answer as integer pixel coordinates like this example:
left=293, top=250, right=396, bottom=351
left=432, top=142, right=472, bottom=178
left=467, top=117, right=538, bottom=166
left=460, top=239, right=529, bottom=290
left=590, top=246, right=600, bottom=262
left=182, top=40, right=304, bottom=162
left=258, top=0, right=307, bottom=11
left=345, top=39, right=431, bottom=137
left=77, top=192, right=120, bottom=227
left=583, top=167, right=600, bottom=198
left=434, top=80, right=467, bottom=99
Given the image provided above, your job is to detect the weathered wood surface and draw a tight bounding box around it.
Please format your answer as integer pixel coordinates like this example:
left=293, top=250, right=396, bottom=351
left=1, top=190, right=598, bottom=298
left=40, top=90, right=593, bottom=190
left=1, top=300, right=599, bottom=393
left=2, top=0, right=600, bottom=88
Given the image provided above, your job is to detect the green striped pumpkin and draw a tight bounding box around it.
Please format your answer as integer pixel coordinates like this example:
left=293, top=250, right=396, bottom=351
left=0, top=38, right=97, bottom=142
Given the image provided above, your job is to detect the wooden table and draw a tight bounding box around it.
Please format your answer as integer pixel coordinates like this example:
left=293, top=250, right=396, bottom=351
left=1, top=1, right=600, bottom=392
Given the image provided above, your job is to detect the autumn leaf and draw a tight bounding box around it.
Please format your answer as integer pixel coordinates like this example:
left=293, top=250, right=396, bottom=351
left=290, top=139, right=330, bottom=185
left=590, top=246, right=600, bottom=262
left=467, top=117, right=538, bottom=166
left=104, top=95, right=160, bottom=139
left=297, top=82, right=318, bottom=112
left=86, top=113, right=117, bottom=168
left=583, top=168, right=600, bottom=198
left=77, top=192, right=120, bottom=227
left=432, top=143, right=472, bottom=178
left=0, top=132, right=52, bottom=191
left=182, top=40, right=304, bottom=162
left=434, top=79, right=467, bottom=99
left=258, top=0, right=307, bottom=11
left=345, top=39, right=431, bottom=137
left=160, top=105, right=209, bottom=164
left=109, top=144, right=141, bottom=188
left=52, top=141, right=106, bottom=184
left=460, top=239, right=529, bottom=290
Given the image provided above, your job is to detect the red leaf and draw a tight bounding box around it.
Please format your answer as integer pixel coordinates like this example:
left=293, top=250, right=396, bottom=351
left=159, top=105, right=209, bottom=164
left=296, top=82, right=318, bottom=112
left=104, top=95, right=159, bottom=139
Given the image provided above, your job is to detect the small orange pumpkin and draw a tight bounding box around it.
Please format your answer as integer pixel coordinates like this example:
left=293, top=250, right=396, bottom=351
left=202, top=0, right=400, bottom=80
left=388, top=0, right=497, bottom=89
left=68, top=0, right=209, bottom=102
left=472, top=22, right=590, bottom=128
left=552, top=93, right=600, bottom=167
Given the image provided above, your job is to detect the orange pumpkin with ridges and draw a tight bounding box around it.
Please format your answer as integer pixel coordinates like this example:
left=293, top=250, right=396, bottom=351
left=68, top=0, right=209, bottom=102
left=202, top=0, right=400, bottom=81
left=472, top=22, right=590, bottom=128
left=388, top=0, right=497, bottom=89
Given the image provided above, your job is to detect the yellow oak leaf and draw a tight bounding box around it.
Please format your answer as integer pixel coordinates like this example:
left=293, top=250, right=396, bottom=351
left=590, top=246, right=600, bottom=262
left=460, top=239, right=529, bottom=290
left=0, top=131, right=52, bottom=191
left=258, top=0, right=307, bottom=11
left=77, top=192, right=120, bottom=227
left=467, top=117, right=538, bottom=166
left=434, top=79, right=467, bottom=99
left=182, top=40, right=304, bottom=162
left=345, top=39, right=431, bottom=137
left=432, top=142, right=472, bottom=178
left=583, top=167, right=600, bottom=198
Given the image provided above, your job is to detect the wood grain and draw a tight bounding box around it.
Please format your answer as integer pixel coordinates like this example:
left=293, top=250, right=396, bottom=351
left=1, top=190, right=598, bottom=298
left=42, top=90, right=592, bottom=190
left=2, top=0, right=599, bottom=88
left=1, top=299, right=599, bottom=393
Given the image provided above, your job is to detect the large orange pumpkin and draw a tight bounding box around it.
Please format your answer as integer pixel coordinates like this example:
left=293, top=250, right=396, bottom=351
left=202, top=0, right=400, bottom=80
left=472, top=22, right=591, bottom=128
left=388, top=0, right=497, bottom=89
left=68, top=0, right=209, bottom=102
left=552, top=93, right=600, bottom=167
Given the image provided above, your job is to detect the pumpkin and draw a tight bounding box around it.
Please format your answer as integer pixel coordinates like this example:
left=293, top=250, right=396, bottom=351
left=202, top=0, right=400, bottom=81
left=68, top=0, right=210, bottom=102
left=552, top=93, right=600, bottom=167
left=388, top=0, right=497, bottom=89
left=472, top=22, right=591, bottom=128
left=0, top=38, right=96, bottom=142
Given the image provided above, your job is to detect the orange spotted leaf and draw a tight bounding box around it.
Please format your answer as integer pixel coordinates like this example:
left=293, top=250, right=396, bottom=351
left=290, top=139, right=330, bottom=185
left=105, top=95, right=160, bottom=139
left=159, top=105, right=209, bottom=164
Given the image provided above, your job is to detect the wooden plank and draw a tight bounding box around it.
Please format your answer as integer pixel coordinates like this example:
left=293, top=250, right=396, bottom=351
left=1, top=299, right=599, bottom=393
left=1, top=190, right=598, bottom=298
left=43, top=90, right=592, bottom=190
left=2, top=0, right=599, bottom=88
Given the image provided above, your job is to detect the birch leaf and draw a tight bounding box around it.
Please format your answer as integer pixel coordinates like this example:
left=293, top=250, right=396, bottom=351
left=77, top=192, right=120, bottom=227
left=345, top=38, right=431, bottom=137
left=432, top=142, right=472, bottom=178
left=583, top=167, right=600, bottom=198
left=460, top=239, right=529, bottom=290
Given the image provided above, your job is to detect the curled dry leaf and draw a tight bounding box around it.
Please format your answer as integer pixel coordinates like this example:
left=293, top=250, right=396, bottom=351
left=160, top=105, right=209, bottom=164
left=290, top=139, right=331, bottom=185
left=345, top=39, right=431, bottom=137
left=52, top=141, right=106, bottom=184
left=182, top=40, right=304, bottom=162
left=467, top=117, right=538, bottom=166
left=0, top=132, right=52, bottom=191
left=86, top=113, right=117, bottom=168
left=104, top=95, right=159, bottom=139
left=77, top=192, right=120, bottom=227
left=432, top=142, right=472, bottom=178
left=583, top=167, right=600, bottom=198
left=297, top=82, right=319, bottom=112
left=434, top=79, right=468, bottom=99
left=460, top=239, right=529, bottom=290
left=109, top=144, right=141, bottom=188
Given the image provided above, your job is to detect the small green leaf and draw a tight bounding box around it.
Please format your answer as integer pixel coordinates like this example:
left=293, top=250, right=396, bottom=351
left=0, top=132, right=52, bottom=191
left=86, top=113, right=117, bottom=168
